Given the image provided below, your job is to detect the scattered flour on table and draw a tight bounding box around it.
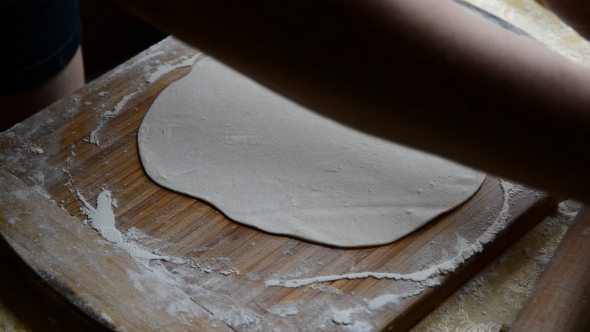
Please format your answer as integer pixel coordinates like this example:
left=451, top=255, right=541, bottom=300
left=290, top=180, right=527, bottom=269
left=21, top=143, right=44, bottom=155
left=89, top=87, right=142, bottom=146
left=258, top=181, right=521, bottom=330
left=268, top=302, right=299, bottom=318
left=265, top=181, right=516, bottom=290
left=88, top=127, right=101, bottom=146
left=310, top=284, right=344, bottom=295
left=99, top=312, right=115, bottom=326
left=87, top=47, right=200, bottom=147
left=132, top=254, right=259, bottom=329
left=77, top=189, right=174, bottom=261
left=70, top=181, right=528, bottom=331
left=124, top=269, right=217, bottom=328
left=146, top=53, right=201, bottom=84
left=220, top=268, right=240, bottom=276
left=265, top=270, right=438, bottom=288
left=332, top=309, right=354, bottom=325
left=103, top=91, right=140, bottom=118
left=412, top=199, right=581, bottom=331
left=328, top=306, right=375, bottom=331
left=76, top=190, right=253, bottom=329
left=467, top=0, right=590, bottom=65
left=367, top=290, right=424, bottom=310
left=136, top=50, right=164, bottom=63
left=345, top=321, right=373, bottom=332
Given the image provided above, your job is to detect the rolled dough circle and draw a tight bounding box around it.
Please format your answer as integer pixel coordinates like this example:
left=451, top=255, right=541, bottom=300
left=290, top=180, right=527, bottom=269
left=138, top=57, right=485, bottom=247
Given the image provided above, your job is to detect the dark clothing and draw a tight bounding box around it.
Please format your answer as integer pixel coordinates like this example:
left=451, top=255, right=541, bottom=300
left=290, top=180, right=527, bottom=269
left=0, top=0, right=81, bottom=95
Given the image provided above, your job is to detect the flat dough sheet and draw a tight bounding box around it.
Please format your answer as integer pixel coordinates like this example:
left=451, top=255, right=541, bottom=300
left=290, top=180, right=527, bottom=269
left=138, top=57, right=485, bottom=247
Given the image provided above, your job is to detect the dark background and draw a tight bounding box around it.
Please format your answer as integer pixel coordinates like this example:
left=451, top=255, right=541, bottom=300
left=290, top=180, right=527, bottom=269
left=81, top=1, right=167, bottom=81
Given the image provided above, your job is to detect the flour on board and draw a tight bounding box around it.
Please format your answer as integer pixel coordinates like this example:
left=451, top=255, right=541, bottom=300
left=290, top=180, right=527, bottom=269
left=77, top=189, right=173, bottom=262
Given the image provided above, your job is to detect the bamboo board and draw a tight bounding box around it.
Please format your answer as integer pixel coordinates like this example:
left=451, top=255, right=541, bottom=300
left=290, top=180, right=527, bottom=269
left=0, top=37, right=557, bottom=331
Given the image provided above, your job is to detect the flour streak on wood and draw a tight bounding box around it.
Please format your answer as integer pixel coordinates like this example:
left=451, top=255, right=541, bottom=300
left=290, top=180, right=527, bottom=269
left=0, top=37, right=557, bottom=331
left=0, top=168, right=228, bottom=331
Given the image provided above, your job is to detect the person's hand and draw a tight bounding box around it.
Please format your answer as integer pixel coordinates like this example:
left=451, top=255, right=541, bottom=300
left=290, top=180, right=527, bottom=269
left=543, top=0, right=590, bottom=38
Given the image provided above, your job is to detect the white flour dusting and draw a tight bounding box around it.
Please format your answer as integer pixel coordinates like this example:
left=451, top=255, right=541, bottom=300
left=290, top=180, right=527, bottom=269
left=22, top=143, right=44, bottom=155
left=90, top=88, right=142, bottom=146
left=99, top=312, right=115, bottom=326
left=262, top=180, right=520, bottom=327
left=310, top=284, right=343, bottom=295
left=332, top=309, right=354, bottom=325
left=367, top=289, right=423, bottom=311
left=136, top=50, right=164, bottom=64
left=366, top=294, right=402, bottom=311
left=87, top=48, right=200, bottom=147
left=146, top=53, right=201, bottom=84
left=69, top=181, right=530, bottom=331
left=467, top=0, right=590, bottom=64
left=220, top=268, right=240, bottom=276
left=77, top=189, right=173, bottom=261
left=329, top=306, right=374, bottom=330
left=265, top=270, right=438, bottom=288
left=345, top=321, right=373, bottom=332
left=75, top=190, right=253, bottom=328
left=268, top=302, right=299, bottom=318
left=103, top=91, right=140, bottom=118
left=266, top=181, right=515, bottom=290
left=88, top=127, right=101, bottom=146
left=124, top=269, right=213, bottom=327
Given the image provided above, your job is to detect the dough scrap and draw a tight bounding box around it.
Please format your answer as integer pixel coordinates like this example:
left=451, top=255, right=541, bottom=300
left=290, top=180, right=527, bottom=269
left=138, top=57, right=485, bottom=247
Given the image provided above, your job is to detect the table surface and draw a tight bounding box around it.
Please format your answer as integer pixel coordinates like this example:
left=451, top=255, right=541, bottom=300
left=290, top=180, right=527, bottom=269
left=0, top=199, right=580, bottom=332
left=0, top=0, right=588, bottom=331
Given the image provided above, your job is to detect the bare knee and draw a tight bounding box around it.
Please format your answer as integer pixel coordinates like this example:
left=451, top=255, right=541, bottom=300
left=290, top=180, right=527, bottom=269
left=0, top=47, right=84, bottom=132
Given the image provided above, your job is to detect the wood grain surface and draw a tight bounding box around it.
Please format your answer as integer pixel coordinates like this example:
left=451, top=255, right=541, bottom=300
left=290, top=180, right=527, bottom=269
left=510, top=205, right=590, bottom=332
left=0, top=168, right=229, bottom=331
left=0, top=38, right=558, bottom=331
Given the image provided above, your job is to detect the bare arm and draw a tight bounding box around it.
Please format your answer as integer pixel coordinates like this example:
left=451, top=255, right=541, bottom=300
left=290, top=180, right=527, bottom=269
left=114, top=0, right=590, bottom=203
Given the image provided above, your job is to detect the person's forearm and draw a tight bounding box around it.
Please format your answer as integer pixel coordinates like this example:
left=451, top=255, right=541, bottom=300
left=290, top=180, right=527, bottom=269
left=114, top=0, right=590, bottom=203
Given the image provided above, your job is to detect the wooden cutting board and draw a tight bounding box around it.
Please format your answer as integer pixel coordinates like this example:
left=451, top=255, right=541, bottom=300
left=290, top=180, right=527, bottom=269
left=0, top=37, right=558, bottom=331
